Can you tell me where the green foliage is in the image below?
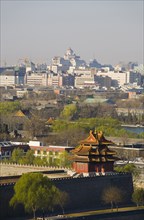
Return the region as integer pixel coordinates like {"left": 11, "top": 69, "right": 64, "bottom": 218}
{"left": 33, "top": 156, "right": 49, "bottom": 166}
{"left": 52, "top": 120, "right": 69, "bottom": 132}
{"left": 52, "top": 117, "right": 138, "bottom": 139}
{"left": 7, "top": 148, "right": 72, "bottom": 168}
{"left": 22, "top": 150, "right": 35, "bottom": 165}
{"left": 52, "top": 117, "right": 143, "bottom": 139}
{"left": 132, "top": 188, "right": 144, "bottom": 206}
{"left": 115, "top": 163, "right": 139, "bottom": 179}
{"left": 60, "top": 104, "right": 77, "bottom": 120}
{"left": 10, "top": 148, "right": 25, "bottom": 164}
{"left": 0, "top": 101, "right": 21, "bottom": 114}
{"left": 10, "top": 173, "right": 63, "bottom": 219}
{"left": 58, "top": 151, "right": 72, "bottom": 167}
{"left": 52, "top": 117, "right": 120, "bottom": 133}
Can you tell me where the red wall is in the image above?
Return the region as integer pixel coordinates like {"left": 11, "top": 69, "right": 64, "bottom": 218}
{"left": 73, "top": 162, "right": 114, "bottom": 173}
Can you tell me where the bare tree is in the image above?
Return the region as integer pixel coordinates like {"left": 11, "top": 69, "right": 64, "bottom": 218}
{"left": 102, "top": 186, "right": 124, "bottom": 211}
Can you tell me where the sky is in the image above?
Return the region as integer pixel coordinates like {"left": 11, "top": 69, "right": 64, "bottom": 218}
{"left": 1, "top": 0, "right": 143, "bottom": 66}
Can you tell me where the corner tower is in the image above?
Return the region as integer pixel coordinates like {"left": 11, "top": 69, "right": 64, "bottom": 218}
{"left": 71, "top": 130, "right": 118, "bottom": 173}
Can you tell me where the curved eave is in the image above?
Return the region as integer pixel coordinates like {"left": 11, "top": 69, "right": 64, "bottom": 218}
{"left": 80, "top": 141, "right": 99, "bottom": 145}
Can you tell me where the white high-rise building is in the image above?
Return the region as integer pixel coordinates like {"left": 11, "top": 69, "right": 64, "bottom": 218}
{"left": 97, "top": 69, "right": 128, "bottom": 86}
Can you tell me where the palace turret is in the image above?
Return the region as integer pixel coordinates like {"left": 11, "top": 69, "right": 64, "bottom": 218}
{"left": 71, "top": 130, "right": 118, "bottom": 173}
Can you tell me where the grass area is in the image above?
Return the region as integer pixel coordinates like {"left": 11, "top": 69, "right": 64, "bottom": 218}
{"left": 66, "top": 206, "right": 144, "bottom": 217}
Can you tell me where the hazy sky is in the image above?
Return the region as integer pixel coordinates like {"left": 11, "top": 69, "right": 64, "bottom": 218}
{"left": 1, "top": 0, "right": 143, "bottom": 66}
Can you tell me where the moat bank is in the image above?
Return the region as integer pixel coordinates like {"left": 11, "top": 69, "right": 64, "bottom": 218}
{"left": 5, "top": 209, "right": 144, "bottom": 220}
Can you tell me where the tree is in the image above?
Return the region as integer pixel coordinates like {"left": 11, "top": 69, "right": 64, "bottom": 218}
{"left": 24, "top": 114, "right": 46, "bottom": 139}
{"left": 33, "top": 156, "right": 49, "bottom": 166}
{"left": 57, "top": 191, "right": 69, "bottom": 215}
{"left": 114, "top": 163, "right": 139, "bottom": 182}
{"left": 10, "top": 148, "right": 25, "bottom": 164}
{"left": 60, "top": 104, "right": 77, "bottom": 120}
{"left": 132, "top": 188, "right": 144, "bottom": 207}
{"left": 0, "top": 101, "right": 21, "bottom": 114}
{"left": 58, "top": 151, "right": 72, "bottom": 168}
{"left": 10, "top": 173, "right": 62, "bottom": 219}
{"left": 102, "top": 186, "right": 124, "bottom": 211}
{"left": 22, "top": 150, "right": 35, "bottom": 165}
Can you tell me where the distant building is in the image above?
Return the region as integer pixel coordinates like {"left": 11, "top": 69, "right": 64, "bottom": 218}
{"left": 127, "top": 71, "right": 142, "bottom": 85}
{"left": 128, "top": 91, "right": 137, "bottom": 99}
{"left": 75, "top": 75, "right": 95, "bottom": 88}
{"left": 62, "top": 74, "right": 75, "bottom": 87}
{"left": 30, "top": 144, "right": 74, "bottom": 165}
{"left": 49, "top": 48, "right": 87, "bottom": 74}
{"left": 94, "top": 75, "right": 111, "bottom": 89}
{"left": 96, "top": 68, "right": 142, "bottom": 87}
{"left": 109, "top": 144, "right": 144, "bottom": 160}
{"left": 26, "top": 72, "right": 49, "bottom": 86}
{"left": 48, "top": 73, "right": 63, "bottom": 87}
{"left": 51, "top": 56, "right": 71, "bottom": 73}
{"left": 16, "top": 90, "right": 28, "bottom": 98}
{"left": 0, "top": 141, "right": 29, "bottom": 160}
{"left": 36, "top": 63, "right": 47, "bottom": 72}
{"left": 0, "top": 67, "right": 26, "bottom": 86}
{"left": 25, "top": 60, "right": 36, "bottom": 73}
{"left": 97, "top": 69, "right": 128, "bottom": 87}
{"left": 89, "top": 59, "right": 102, "bottom": 68}
{"left": 134, "top": 64, "right": 144, "bottom": 75}
{"left": 116, "top": 107, "right": 144, "bottom": 116}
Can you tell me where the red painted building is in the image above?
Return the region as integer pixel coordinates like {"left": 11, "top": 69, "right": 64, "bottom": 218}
{"left": 71, "top": 130, "right": 118, "bottom": 173}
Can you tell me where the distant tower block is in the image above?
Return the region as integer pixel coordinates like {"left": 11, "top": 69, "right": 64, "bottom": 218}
{"left": 71, "top": 130, "right": 118, "bottom": 173}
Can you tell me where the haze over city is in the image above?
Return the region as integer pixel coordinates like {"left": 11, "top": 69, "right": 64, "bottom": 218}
{"left": 1, "top": 0, "right": 143, "bottom": 66}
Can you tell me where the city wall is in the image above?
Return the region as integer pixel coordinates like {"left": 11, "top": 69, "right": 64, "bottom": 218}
{"left": 0, "top": 172, "right": 133, "bottom": 219}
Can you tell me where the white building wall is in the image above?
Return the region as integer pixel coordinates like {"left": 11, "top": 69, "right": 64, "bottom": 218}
{"left": 0, "top": 75, "right": 15, "bottom": 85}
{"left": 97, "top": 71, "right": 127, "bottom": 86}
{"left": 48, "top": 74, "right": 62, "bottom": 87}
{"left": 26, "top": 73, "right": 48, "bottom": 86}
{"left": 75, "top": 75, "right": 95, "bottom": 88}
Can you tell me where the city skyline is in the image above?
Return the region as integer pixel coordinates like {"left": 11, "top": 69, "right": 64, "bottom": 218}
{"left": 1, "top": 0, "right": 143, "bottom": 66}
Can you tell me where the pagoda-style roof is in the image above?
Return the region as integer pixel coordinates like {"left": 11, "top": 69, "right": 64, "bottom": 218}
{"left": 71, "top": 130, "right": 118, "bottom": 163}
{"left": 79, "top": 130, "right": 114, "bottom": 145}
{"left": 45, "top": 117, "right": 55, "bottom": 124}
{"left": 14, "top": 110, "right": 27, "bottom": 117}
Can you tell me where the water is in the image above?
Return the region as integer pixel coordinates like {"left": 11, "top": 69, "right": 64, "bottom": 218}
{"left": 122, "top": 126, "right": 144, "bottom": 134}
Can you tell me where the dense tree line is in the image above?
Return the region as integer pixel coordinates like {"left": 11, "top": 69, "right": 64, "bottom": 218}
{"left": 4, "top": 148, "right": 72, "bottom": 168}
{"left": 0, "top": 98, "right": 144, "bottom": 142}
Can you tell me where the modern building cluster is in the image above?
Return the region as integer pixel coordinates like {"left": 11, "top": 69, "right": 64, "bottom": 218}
{"left": 0, "top": 48, "right": 143, "bottom": 91}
